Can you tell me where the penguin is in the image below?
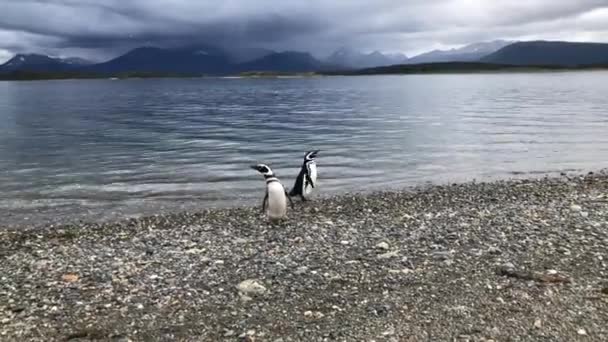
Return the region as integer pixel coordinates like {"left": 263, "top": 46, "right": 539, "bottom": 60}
{"left": 289, "top": 150, "right": 320, "bottom": 201}
{"left": 251, "top": 163, "right": 294, "bottom": 221}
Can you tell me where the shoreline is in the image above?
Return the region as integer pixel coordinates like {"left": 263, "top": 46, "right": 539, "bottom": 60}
{"left": 1, "top": 172, "right": 608, "bottom": 341}
{"left": 0, "top": 169, "right": 597, "bottom": 232}
{"left": 2, "top": 64, "right": 608, "bottom": 82}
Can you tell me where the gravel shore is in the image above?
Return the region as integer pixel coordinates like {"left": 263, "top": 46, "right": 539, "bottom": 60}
{"left": 1, "top": 173, "right": 607, "bottom": 341}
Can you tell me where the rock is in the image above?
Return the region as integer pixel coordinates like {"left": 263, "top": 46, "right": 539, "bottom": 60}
{"left": 382, "top": 327, "right": 395, "bottom": 336}
{"left": 580, "top": 211, "right": 589, "bottom": 218}
{"left": 304, "top": 311, "right": 324, "bottom": 319}
{"left": 487, "top": 246, "right": 502, "bottom": 255}
{"left": 501, "top": 262, "right": 516, "bottom": 271}
{"left": 376, "top": 242, "right": 390, "bottom": 250}
{"left": 239, "top": 294, "right": 253, "bottom": 303}
{"left": 340, "top": 240, "right": 350, "bottom": 245}
{"left": 432, "top": 251, "right": 452, "bottom": 260}
{"left": 577, "top": 329, "right": 587, "bottom": 336}
{"left": 224, "top": 330, "right": 236, "bottom": 337}
{"left": 294, "top": 266, "right": 308, "bottom": 275}
{"left": 237, "top": 279, "right": 267, "bottom": 296}
{"left": 534, "top": 319, "right": 542, "bottom": 329}
{"left": 61, "top": 273, "right": 79, "bottom": 283}
{"left": 570, "top": 204, "right": 582, "bottom": 212}
{"left": 377, "top": 251, "right": 399, "bottom": 260}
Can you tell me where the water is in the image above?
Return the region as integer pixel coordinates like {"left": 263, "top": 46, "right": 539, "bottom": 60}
{"left": 1, "top": 72, "right": 607, "bottom": 226}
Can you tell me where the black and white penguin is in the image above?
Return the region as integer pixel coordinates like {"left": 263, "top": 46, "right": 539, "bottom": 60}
{"left": 289, "top": 150, "right": 320, "bottom": 201}
{"left": 251, "top": 163, "right": 294, "bottom": 221}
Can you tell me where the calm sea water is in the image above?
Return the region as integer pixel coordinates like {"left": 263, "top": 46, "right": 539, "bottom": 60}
{"left": 1, "top": 72, "right": 607, "bottom": 226}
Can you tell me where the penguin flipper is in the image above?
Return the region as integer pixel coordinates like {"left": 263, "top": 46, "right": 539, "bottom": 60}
{"left": 285, "top": 189, "right": 295, "bottom": 210}
{"left": 305, "top": 174, "right": 315, "bottom": 188}
{"left": 261, "top": 192, "right": 268, "bottom": 213}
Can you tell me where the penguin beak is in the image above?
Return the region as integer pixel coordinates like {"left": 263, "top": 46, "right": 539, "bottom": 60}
{"left": 250, "top": 165, "right": 259, "bottom": 171}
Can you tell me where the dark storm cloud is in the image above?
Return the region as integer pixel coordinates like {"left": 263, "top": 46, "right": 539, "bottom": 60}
{"left": 1, "top": 0, "right": 608, "bottom": 62}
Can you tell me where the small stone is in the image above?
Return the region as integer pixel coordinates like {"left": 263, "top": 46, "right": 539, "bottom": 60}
{"left": 381, "top": 327, "right": 395, "bottom": 336}
{"left": 62, "top": 273, "right": 79, "bottom": 283}
{"left": 239, "top": 294, "right": 253, "bottom": 303}
{"left": 501, "top": 262, "right": 516, "bottom": 270}
{"left": 304, "top": 311, "right": 324, "bottom": 319}
{"left": 234, "top": 238, "right": 248, "bottom": 244}
{"left": 377, "top": 251, "right": 399, "bottom": 260}
{"left": 224, "top": 330, "right": 236, "bottom": 337}
{"left": 237, "top": 279, "right": 267, "bottom": 295}
{"left": 534, "top": 319, "right": 542, "bottom": 329}
{"left": 135, "top": 303, "right": 144, "bottom": 310}
{"left": 487, "top": 246, "right": 502, "bottom": 255}
{"left": 340, "top": 240, "right": 350, "bottom": 245}
{"left": 432, "top": 251, "right": 451, "bottom": 260}
{"left": 577, "top": 328, "right": 587, "bottom": 336}
{"left": 376, "top": 242, "right": 390, "bottom": 250}
{"left": 214, "top": 260, "right": 225, "bottom": 265}
{"left": 580, "top": 211, "right": 589, "bottom": 218}
{"left": 570, "top": 204, "right": 582, "bottom": 212}
{"left": 294, "top": 266, "right": 308, "bottom": 275}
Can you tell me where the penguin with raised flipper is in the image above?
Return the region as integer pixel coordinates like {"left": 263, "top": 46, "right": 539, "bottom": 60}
{"left": 289, "top": 150, "right": 319, "bottom": 201}
{"left": 251, "top": 163, "right": 294, "bottom": 221}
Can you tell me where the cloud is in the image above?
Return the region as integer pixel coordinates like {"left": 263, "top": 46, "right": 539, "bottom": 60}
{"left": 1, "top": 0, "right": 608, "bottom": 62}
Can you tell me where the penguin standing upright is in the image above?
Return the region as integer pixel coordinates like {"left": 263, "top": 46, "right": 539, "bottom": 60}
{"left": 289, "top": 150, "right": 320, "bottom": 201}
{"left": 251, "top": 163, "right": 294, "bottom": 221}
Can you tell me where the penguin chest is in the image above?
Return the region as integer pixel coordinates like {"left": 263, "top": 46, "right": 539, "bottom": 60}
{"left": 303, "top": 163, "right": 317, "bottom": 196}
{"left": 266, "top": 182, "right": 287, "bottom": 218}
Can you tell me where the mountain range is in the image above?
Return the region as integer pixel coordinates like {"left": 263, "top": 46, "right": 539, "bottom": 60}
{"left": 405, "top": 40, "right": 513, "bottom": 64}
{"left": 2, "top": 40, "right": 608, "bottom": 75}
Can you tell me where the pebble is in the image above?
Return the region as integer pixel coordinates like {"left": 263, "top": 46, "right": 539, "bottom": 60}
{"left": 487, "top": 246, "right": 502, "bottom": 255}
{"left": 377, "top": 251, "right": 399, "bottom": 260}
{"left": 237, "top": 279, "right": 267, "bottom": 296}
{"left": 570, "top": 204, "right": 582, "bottom": 212}
{"left": 2, "top": 172, "right": 608, "bottom": 341}
{"left": 375, "top": 242, "right": 390, "bottom": 250}
{"left": 577, "top": 328, "right": 587, "bottom": 336}
{"left": 294, "top": 266, "right": 308, "bottom": 275}
{"left": 501, "top": 262, "right": 516, "bottom": 270}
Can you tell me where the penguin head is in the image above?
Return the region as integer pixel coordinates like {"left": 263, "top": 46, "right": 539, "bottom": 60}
{"left": 250, "top": 163, "right": 274, "bottom": 177}
{"left": 305, "top": 150, "right": 320, "bottom": 161}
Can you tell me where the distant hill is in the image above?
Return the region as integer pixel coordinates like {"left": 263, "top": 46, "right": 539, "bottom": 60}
{"left": 481, "top": 41, "right": 608, "bottom": 66}
{"left": 225, "top": 47, "right": 275, "bottom": 64}
{"left": 0, "top": 54, "right": 90, "bottom": 73}
{"left": 407, "top": 40, "right": 513, "bottom": 64}
{"left": 5, "top": 40, "right": 608, "bottom": 78}
{"left": 87, "top": 46, "right": 232, "bottom": 74}
{"left": 321, "top": 62, "right": 601, "bottom": 76}
{"left": 237, "top": 51, "right": 328, "bottom": 72}
{"left": 325, "top": 47, "right": 407, "bottom": 69}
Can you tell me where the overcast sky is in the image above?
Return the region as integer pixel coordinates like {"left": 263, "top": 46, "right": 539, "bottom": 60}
{"left": 1, "top": 0, "right": 608, "bottom": 63}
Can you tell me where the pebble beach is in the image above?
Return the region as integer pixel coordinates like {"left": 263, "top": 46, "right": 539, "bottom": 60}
{"left": 1, "top": 172, "right": 608, "bottom": 341}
